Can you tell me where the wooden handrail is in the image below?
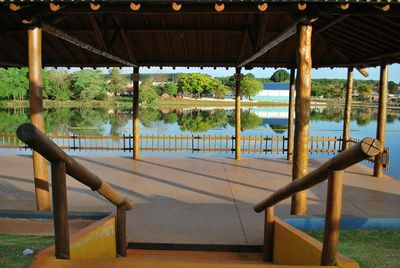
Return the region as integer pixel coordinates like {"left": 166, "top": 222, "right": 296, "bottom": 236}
{"left": 254, "top": 137, "right": 382, "bottom": 265}
{"left": 254, "top": 137, "right": 381, "bottom": 213}
{"left": 17, "top": 123, "right": 132, "bottom": 210}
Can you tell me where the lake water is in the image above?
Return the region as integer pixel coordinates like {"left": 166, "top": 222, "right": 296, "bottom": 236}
{"left": 1, "top": 105, "right": 399, "bottom": 179}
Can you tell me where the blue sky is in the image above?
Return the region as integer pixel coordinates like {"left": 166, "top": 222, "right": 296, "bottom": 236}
{"left": 116, "top": 63, "right": 399, "bottom": 83}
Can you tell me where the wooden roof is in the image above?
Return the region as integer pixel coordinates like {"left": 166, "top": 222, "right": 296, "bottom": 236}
{"left": 0, "top": 1, "right": 399, "bottom": 69}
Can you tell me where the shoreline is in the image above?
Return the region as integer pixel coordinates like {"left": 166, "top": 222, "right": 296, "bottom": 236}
{"left": 1, "top": 98, "right": 399, "bottom": 109}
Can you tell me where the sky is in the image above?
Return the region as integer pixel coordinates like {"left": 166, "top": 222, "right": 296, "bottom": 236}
{"left": 114, "top": 63, "right": 400, "bottom": 83}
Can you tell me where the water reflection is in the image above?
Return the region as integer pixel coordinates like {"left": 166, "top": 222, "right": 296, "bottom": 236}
{"left": 1, "top": 106, "right": 399, "bottom": 178}
{"left": 0, "top": 106, "right": 398, "bottom": 136}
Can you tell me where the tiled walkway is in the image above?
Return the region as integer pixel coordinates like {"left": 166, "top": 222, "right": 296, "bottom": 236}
{"left": 1, "top": 155, "right": 399, "bottom": 245}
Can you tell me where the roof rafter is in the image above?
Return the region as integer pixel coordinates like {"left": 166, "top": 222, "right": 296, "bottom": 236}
{"left": 89, "top": 14, "right": 107, "bottom": 51}
{"left": 238, "top": 14, "right": 317, "bottom": 68}
{"left": 112, "top": 14, "right": 137, "bottom": 65}
{"left": 41, "top": 21, "right": 136, "bottom": 67}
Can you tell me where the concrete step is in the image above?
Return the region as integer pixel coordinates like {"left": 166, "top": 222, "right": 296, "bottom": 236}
{"left": 31, "top": 249, "right": 337, "bottom": 268}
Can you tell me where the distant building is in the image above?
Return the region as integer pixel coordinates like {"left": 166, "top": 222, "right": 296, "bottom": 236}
{"left": 252, "top": 83, "right": 291, "bottom": 102}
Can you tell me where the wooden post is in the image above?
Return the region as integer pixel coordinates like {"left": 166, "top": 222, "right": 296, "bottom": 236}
{"left": 287, "top": 68, "right": 295, "bottom": 161}
{"left": 51, "top": 162, "right": 70, "bottom": 259}
{"left": 342, "top": 67, "right": 354, "bottom": 151}
{"left": 263, "top": 206, "right": 275, "bottom": 262}
{"left": 321, "top": 170, "right": 344, "bottom": 266}
{"left": 373, "top": 64, "right": 388, "bottom": 177}
{"left": 235, "top": 67, "right": 241, "bottom": 160}
{"left": 28, "top": 23, "right": 51, "bottom": 211}
{"left": 291, "top": 23, "right": 312, "bottom": 215}
{"left": 132, "top": 67, "right": 140, "bottom": 160}
{"left": 116, "top": 204, "right": 127, "bottom": 257}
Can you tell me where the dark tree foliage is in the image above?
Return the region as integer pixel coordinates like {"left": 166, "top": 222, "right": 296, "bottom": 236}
{"left": 270, "top": 69, "right": 290, "bottom": 82}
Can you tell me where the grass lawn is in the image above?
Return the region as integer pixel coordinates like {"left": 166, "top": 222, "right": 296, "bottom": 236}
{"left": 0, "top": 234, "right": 53, "bottom": 268}
{"left": 308, "top": 230, "right": 400, "bottom": 268}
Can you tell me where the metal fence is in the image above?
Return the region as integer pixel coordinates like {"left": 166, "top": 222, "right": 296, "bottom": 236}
{"left": 0, "top": 133, "right": 389, "bottom": 169}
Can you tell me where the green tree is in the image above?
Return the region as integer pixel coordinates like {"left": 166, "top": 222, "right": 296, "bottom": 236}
{"left": 106, "top": 68, "right": 128, "bottom": 97}
{"left": 241, "top": 75, "right": 263, "bottom": 100}
{"left": 177, "top": 73, "right": 215, "bottom": 97}
{"left": 179, "top": 110, "right": 228, "bottom": 132}
{"left": 213, "top": 80, "right": 229, "bottom": 99}
{"left": 43, "top": 69, "right": 72, "bottom": 100}
{"left": 0, "top": 68, "right": 29, "bottom": 100}
{"left": 388, "top": 81, "right": 399, "bottom": 95}
{"left": 228, "top": 111, "right": 263, "bottom": 130}
{"left": 139, "top": 80, "right": 158, "bottom": 104}
{"left": 357, "top": 83, "right": 372, "bottom": 101}
{"left": 70, "top": 70, "right": 106, "bottom": 100}
{"left": 162, "top": 113, "right": 179, "bottom": 124}
{"left": 270, "top": 69, "right": 290, "bottom": 82}
{"left": 139, "top": 108, "right": 161, "bottom": 127}
{"left": 161, "top": 82, "right": 178, "bottom": 96}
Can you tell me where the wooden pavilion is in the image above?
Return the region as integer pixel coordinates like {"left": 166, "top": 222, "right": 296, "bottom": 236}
{"left": 0, "top": 0, "right": 397, "bottom": 217}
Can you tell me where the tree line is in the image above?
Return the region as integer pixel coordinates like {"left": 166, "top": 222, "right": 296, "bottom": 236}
{"left": 0, "top": 68, "right": 128, "bottom": 101}
{"left": 0, "top": 68, "right": 399, "bottom": 103}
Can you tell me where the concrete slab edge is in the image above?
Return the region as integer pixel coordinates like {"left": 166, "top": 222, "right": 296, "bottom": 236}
{"left": 0, "top": 210, "right": 111, "bottom": 220}
{"left": 284, "top": 217, "right": 400, "bottom": 231}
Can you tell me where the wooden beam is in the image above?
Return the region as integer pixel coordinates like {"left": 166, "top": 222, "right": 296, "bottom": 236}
{"left": 15, "top": 4, "right": 399, "bottom": 16}
{"left": 162, "top": 14, "right": 175, "bottom": 62}
{"left": 237, "top": 14, "right": 253, "bottom": 65}
{"left": 41, "top": 21, "right": 136, "bottom": 67}
{"left": 235, "top": 67, "right": 241, "bottom": 160}
{"left": 291, "top": 23, "right": 313, "bottom": 215}
{"left": 263, "top": 207, "right": 275, "bottom": 262}
{"left": 255, "top": 13, "right": 269, "bottom": 50}
{"left": 321, "top": 170, "right": 344, "bottom": 266}
{"left": 28, "top": 25, "right": 51, "bottom": 211}
{"left": 133, "top": 67, "right": 140, "bottom": 160}
{"left": 89, "top": 14, "right": 107, "bottom": 51}
{"left": 287, "top": 68, "right": 295, "bottom": 161}
{"left": 342, "top": 67, "right": 353, "bottom": 151}
{"left": 51, "top": 162, "right": 70, "bottom": 259}
{"left": 0, "top": 61, "right": 24, "bottom": 67}
{"left": 373, "top": 64, "right": 388, "bottom": 178}
{"left": 317, "top": 34, "right": 369, "bottom": 77}
{"left": 238, "top": 14, "right": 317, "bottom": 68}
{"left": 112, "top": 15, "right": 137, "bottom": 65}
{"left": 314, "top": 15, "right": 350, "bottom": 34}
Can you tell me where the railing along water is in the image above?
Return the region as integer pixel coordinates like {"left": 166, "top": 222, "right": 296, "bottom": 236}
{"left": 253, "top": 137, "right": 382, "bottom": 266}
{"left": 16, "top": 123, "right": 133, "bottom": 259}
{"left": 0, "top": 133, "right": 390, "bottom": 169}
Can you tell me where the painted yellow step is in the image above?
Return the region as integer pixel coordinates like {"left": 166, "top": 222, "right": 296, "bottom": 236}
{"left": 31, "top": 249, "right": 338, "bottom": 268}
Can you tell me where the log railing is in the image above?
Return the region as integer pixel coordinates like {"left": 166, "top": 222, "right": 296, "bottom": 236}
{"left": 16, "top": 123, "right": 133, "bottom": 259}
{"left": 254, "top": 137, "right": 382, "bottom": 266}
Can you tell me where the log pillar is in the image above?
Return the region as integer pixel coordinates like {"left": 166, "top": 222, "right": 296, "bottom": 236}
{"left": 132, "top": 67, "right": 140, "bottom": 160}
{"left": 235, "top": 67, "right": 241, "bottom": 160}
{"left": 287, "top": 68, "right": 295, "bottom": 161}
{"left": 291, "top": 23, "right": 313, "bottom": 215}
{"left": 342, "top": 67, "right": 354, "bottom": 151}
{"left": 321, "top": 170, "right": 344, "bottom": 266}
{"left": 28, "top": 22, "right": 51, "bottom": 211}
{"left": 373, "top": 64, "right": 388, "bottom": 177}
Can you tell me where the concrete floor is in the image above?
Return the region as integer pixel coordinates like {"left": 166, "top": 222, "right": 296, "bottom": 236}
{"left": 0, "top": 155, "right": 399, "bottom": 245}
